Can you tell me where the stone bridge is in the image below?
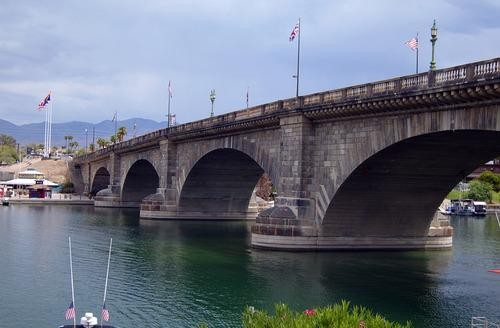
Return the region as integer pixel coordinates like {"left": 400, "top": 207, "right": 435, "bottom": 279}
{"left": 73, "top": 57, "right": 500, "bottom": 250}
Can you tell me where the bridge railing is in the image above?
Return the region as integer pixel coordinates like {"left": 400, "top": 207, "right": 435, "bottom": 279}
{"left": 76, "top": 57, "right": 500, "bottom": 162}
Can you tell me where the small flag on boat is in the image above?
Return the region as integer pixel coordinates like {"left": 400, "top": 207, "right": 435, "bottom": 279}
{"left": 37, "top": 92, "right": 51, "bottom": 110}
{"left": 101, "top": 302, "right": 110, "bottom": 321}
{"left": 65, "top": 301, "right": 75, "bottom": 320}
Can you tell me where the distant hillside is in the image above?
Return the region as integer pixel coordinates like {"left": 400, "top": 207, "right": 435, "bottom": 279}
{"left": 0, "top": 118, "right": 166, "bottom": 146}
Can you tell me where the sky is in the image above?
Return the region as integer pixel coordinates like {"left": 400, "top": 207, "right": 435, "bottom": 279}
{"left": 0, "top": 0, "right": 499, "bottom": 125}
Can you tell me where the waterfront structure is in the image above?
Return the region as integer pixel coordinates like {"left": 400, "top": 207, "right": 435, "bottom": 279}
{"left": 0, "top": 168, "right": 58, "bottom": 198}
{"left": 73, "top": 57, "right": 500, "bottom": 250}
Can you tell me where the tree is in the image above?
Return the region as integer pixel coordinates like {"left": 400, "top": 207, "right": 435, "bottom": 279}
{"left": 256, "top": 174, "right": 274, "bottom": 201}
{"left": 110, "top": 134, "right": 117, "bottom": 144}
{"left": 96, "top": 137, "right": 109, "bottom": 149}
{"left": 0, "top": 134, "right": 16, "bottom": 147}
{"left": 0, "top": 145, "right": 18, "bottom": 164}
{"left": 478, "top": 171, "right": 500, "bottom": 192}
{"left": 467, "top": 180, "right": 492, "bottom": 202}
{"left": 116, "top": 126, "right": 127, "bottom": 142}
{"left": 69, "top": 141, "right": 79, "bottom": 153}
{"left": 64, "top": 136, "right": 73, "bottom": 154}
{"left": 89, "top": 143, "right": 95, "bottom": 152}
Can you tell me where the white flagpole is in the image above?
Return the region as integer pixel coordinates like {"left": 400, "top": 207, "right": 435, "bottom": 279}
{"left": 296, "top": 17, "right": 301, "bottom": 97}
{"left": 101, "top": 238, "right": 112, "bottom": 326}
{"left": 48, "top": 96, "right": 53, "bottom": 156}
{"left": 68, "top": 237, "right": 76, "bottom": 328}
{"left": 44, "top": 105, "right": 48, "bottom": 157}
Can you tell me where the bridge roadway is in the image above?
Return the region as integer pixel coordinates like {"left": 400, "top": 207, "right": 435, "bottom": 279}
{"left": 73, "top": 57, "right": 500, "bottom": 250}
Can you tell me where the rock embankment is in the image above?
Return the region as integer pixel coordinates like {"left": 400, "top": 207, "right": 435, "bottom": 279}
{"left": 0, "top": 157, "right": 70, "bottom": 183}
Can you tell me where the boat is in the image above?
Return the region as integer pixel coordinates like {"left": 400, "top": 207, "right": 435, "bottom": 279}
{"left": 443, "top": 199, "right": 487, "bottom": 216}
{"left": 59, "top": 237, "right": 116, "bottom": 328}
{"left": 2, "top": 197, "right": 9, "bottom": 206}
{"left": 472, "top": 201, "right": 487, "bottom": 216}
{"left": 59, "top": 312, "right": 115, "bottom": 328}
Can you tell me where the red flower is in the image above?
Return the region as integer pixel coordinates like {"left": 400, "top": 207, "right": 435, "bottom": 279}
{"left": 304, "top": 309, "right": 316, "bottom": 316}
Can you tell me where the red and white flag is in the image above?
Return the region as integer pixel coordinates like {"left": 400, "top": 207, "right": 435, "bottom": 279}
{"left": 289, "top": 22, "right": 300, "bottom": 42}
{"left": 168, "top": 80, "right": 173, "bottom": 98}
{"left": 405, "top": 37, "right": 418, "bottom": 51}
{"left": 65, "top": 301, "right": 75, "bottom": 320}
{"left": 37, "top": 91, "right": 51, "bottom": 110}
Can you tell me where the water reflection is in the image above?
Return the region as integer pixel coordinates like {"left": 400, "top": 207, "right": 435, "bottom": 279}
{"left": 0, "top": 205, "right": 498, "bottom": 328}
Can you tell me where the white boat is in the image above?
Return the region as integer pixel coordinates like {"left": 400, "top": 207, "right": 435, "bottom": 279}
{"left": 59, "top": 238, "right": 115, "bottom": 328}
{"left": 443, "top": 199, "right": 487, "bottom": 216}
{"left": 59, "top": 312, "right": 115, "bottom": 328}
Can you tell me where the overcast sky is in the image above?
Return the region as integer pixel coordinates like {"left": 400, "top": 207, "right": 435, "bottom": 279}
{"left": 1, "top": 0, "right": 499, "bottom": 125}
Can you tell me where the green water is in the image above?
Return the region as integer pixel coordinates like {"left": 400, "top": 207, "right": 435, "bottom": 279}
{"left": 0, "top": 205, "right": 498, "bottom": 327}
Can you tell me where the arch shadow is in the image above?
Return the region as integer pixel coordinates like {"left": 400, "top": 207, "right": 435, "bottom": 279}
{"left": 91, "top": 167, "right": 110, "bottom": 195}
{"left": 322, "top": 130, "right": 500, "bottom": 237}
{"left": 178, "top": 148, "right": 265, "bottom": 219}
{"left": 122, "top": 159, "right": 159, "bottom": 207}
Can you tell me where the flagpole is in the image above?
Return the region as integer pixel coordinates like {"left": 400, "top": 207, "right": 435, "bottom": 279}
{"left": 295, "top": 18, "right": 301, "bottom": 97}
{"left": 416, "top": 33, "right": 419, "bottom": 74}
{"left": 44, "top": 105, "right": 48, "bottom": 157}
{"left": 167, "top": 92, "right": 171, "bottom": 128}
{"left": 114, "top": 111, "right": 117, "bottom": 142}
{"left": 101, "top": 238, "right": 113, "bottom": 327}
{"left": 49, "top": 96, "right": 53, "bottom": 157}
{"left": 69, "top": 237, "right": 76, "bottom": 328}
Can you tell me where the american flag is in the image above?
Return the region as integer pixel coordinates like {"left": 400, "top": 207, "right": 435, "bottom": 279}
{"left": 101, "top": 303, "right": 110, "bottom": 322}
{"left": 37, "top": 92, "right": 51, "bottom": 110}
{"left": 289, "top": 22, "right": 300, "bottom": 42}
{"left": 65, "top": 301, "right": 75, "bottom": 320}
{"left": 405, "top": 37, "right": 418, "bottom": 51}
{"left": 168, "top": 80, "right": 173, "bottom": 98}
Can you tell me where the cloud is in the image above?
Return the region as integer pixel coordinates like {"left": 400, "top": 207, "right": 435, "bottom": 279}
{"left": 0, "top": 0, "right": 499, "bottom": 125}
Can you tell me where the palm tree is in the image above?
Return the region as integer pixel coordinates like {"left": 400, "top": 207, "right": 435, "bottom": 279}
{"left": 64, "top": 135, "right": 73, "bottom": 154}
{"left": 69, "top": 141, "right": 79, "bottom": 153}
{"left": 89, "top": 143, "right": 95, "bottom": 152}
{"left": 96, "top": 137, "right": 108, "bottom": 149}
{"left": 116, "top": 126, "right": 127, "bottom": 142}
{"left": 110, "top": 134, "right": 117, "bottom": 144}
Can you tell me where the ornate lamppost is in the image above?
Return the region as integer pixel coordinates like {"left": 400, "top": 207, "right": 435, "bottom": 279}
{"left": 430, "top": 20, "right": 438, "bottom": 71}
{"left": 209, "top": 89, "right": 216, "bottom": 117}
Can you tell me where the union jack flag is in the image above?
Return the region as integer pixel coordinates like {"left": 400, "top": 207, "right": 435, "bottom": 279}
{"left": 289, "top": 22, "right": 300, "bottom": 42}
{"left": 101, "top": 303, "right": 110, "bottom": 322}
{"left": 37, "top": 92, "right": 51, "bottom": 110}
{"left": 65, "top": 301, "right": 75, "bottom": 320}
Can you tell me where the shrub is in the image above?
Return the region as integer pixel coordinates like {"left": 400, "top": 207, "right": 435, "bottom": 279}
{"left": 242, "top": 301, "right": 412, "bottom": 328}
{"left": 478, "top": 171, "right": 500, "bottom": 192}
{"left": 60, "top": 181, "right": 75, "bottom": 194}
{"left": 467, "top": 180, "right": 492, "bottom": 202}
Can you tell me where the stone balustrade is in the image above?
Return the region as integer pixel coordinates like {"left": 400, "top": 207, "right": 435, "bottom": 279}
{"left": 76, "top": 57, "right": 500, "bottom": 163}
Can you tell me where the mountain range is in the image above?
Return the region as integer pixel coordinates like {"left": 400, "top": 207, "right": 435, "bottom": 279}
{"left": 0, "top": 118, "right": 167, "bottom": 146}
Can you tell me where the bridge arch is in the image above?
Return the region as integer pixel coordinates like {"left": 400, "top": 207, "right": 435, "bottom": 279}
{"left": 121, "top": 159, "right": 159, "bottom": 207}
{"left": 177, "top": 148, "right": 267, "bottom": 219}
{"left": 91, "top": 167, "right": 110, "bottom": 195}
{"left": 176, "top": 135, "right": 278, "bottom": 197}
{"left": 321, "top": 129, "right": 500, "bottom": 237}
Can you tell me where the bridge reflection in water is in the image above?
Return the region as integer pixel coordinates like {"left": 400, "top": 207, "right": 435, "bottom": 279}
{"left": 74, "top": 57, "right": 500, "bottom": 250}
